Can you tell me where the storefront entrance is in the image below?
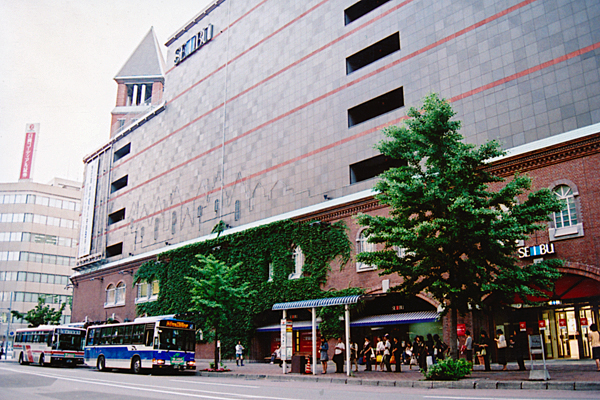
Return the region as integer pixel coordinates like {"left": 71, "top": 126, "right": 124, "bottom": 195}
{"left": 539, "top": 306, "right": 596, "bottom": 359}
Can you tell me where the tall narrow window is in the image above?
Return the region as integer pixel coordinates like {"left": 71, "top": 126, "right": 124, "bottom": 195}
{"left": 105, "top": 284, "right": 116, "bottom": 306}
{"left": 356, "top": 229, "right": 376, "bottom": 272}
{"left": 115, "top": 282, "right": 126, "bottom": 305}
{"left": 289, "top": 246, "right": 304, "bottom": 280}
{"left": 553, "top": 185, "right": 577, "bottom": 228}
{"left": 549, "top": 183, "right": 584, "bottom": 241}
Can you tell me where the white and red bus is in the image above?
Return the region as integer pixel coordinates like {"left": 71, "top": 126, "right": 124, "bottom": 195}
{"left": 13, "top": 325, "right": 86, "bottom": 366}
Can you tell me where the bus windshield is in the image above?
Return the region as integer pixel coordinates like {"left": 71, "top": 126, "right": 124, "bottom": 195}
{"left": 56, "top": 330, "right": 85, "bottom": 351}
{"left": 157, "top": 328, "right": 195, "bottom": 352}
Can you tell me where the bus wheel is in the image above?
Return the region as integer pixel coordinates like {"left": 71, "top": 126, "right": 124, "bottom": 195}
{"left": 39, "top": 354, "right": 46, "bottom": 367}
{"left": 131, "top": 356, "right": 142, "bottom": 374}
{"left": 97, "top": 355, "right": 107, "bottom": 372}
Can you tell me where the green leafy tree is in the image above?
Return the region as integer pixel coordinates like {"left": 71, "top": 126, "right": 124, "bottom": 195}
{"left": 357, "top": 93, "right": 563, "bottom": 358}
{"left": 186, "top": 254, "right": 255, "bottom": 368}
{"left": 11, "top": 297, "right": 67, "bottom": 327}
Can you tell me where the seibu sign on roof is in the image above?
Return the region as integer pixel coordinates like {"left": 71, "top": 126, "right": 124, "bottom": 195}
{"left": 20, "top": 123, "right": 39, "bottom": 180}
{"left": 174, "top": 24, "right": 213, "bottom": 66}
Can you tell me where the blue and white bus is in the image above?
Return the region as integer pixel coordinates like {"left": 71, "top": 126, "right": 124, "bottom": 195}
{"left": 84, "top": 315, "right": 196, "bottom": 373}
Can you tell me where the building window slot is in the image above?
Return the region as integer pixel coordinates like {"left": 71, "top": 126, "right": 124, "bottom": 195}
{"left": 350, "top": 154, "right": 405, "bottom": 184}
{"left": 348, "top": 87, "right": 404, "bottom": 127}
{"left": 344, "top": 0, "right": 392, "bottom": 25}
{"left": 346, "top": 32, "right": 400, "bottom": 74}
{"left": 106, "top": 242, "right": 123, "bottom": 258}
{"left": 108, "top": 208, "right": 126, "bottom": 225}
{"left": 113, "top": 143, "right": 131, "bottom": 162}
{"left": 110, "top": 175, "right": 128, "bottom": 193}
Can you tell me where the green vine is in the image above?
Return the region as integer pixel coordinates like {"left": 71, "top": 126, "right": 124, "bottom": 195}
{"left": 134, "top": 219, "right": 359, "bottom": 357}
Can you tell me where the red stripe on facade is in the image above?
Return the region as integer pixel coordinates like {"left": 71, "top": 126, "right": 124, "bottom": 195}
{"left": 104, "top": 41, "right": 600, "bottom": 235}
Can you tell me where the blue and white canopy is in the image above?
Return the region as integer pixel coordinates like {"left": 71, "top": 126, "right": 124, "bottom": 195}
{"left": 272, "top": 295, "right": 362, "bottom": 310}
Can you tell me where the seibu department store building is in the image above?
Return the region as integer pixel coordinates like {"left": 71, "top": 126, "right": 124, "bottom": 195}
{"left": 71, "top": 0, "right": 600, "bottom": 361}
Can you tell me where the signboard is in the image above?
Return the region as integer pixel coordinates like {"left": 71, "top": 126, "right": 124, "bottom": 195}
{"left": 517, "top": 243, "right": 555, "bottom": 258}
{"left": 529, "top": 334, "right": 543, "bottom": 355}
{"left": 280, "top": 319, "right": 293, "bottom": 361}
{"left": 20, "top": 123, "right": 39, "bottom": 180}
{"left": 558, "top": 319, "right": 567, "bottom": 330}
{"left": 580, "top": 317, "right": 588, "bottom": 327}
{"left": 161, "top": 320, "right": 192, "bottom": 329}
{"left": 78, "top": 157, "right": 99, "bottom": 258}
{"left": 519, "top": 321, "right": 527, "bottom": 331}
{"left": 538, "top": 320, "right": 546, "bottom": 330}
{"left": 457, "top": 323, "right": 466, "bottom": 336}
{"left": 174, "top": 24, "right": 213, "bottom": 65}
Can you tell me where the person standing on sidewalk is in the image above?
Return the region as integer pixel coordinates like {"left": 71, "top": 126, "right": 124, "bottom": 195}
{"left": 320, "top": 336, "right": 329, "bottom": 374}
{"left": 383, "top": 334, "right": 392, "bottom": 372}
{"left": 477, "top": 330, "right": 492, "bottom": 371}
{"left": 509, "top": 329, "right": 527, "bottom": 371}
{"left": 392, "top": 337, "right": 402, "bottom": 372}
{"left": 361, "top": 337, "right": 373, "bottom": 371}
{"left": 235, "top": 341, "right": 245, "bottom": 366}
{"left": 495, "top": 329, "right": 507, "bottom": 370}
{"left": 464, "top": 330, "right": 473, "bottom": 366}
{"left": 589, "top": 323, "right": 600, "bottom": 371}
{"left": 333, "top": 337, "right": 345, "bottom": 373}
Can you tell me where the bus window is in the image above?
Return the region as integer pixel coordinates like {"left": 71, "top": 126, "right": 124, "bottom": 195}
{"left": 145, "top": 329, "right": 153, "bottom": 347}
{"left": 132, "top": 324, "right": 144, "bottom": 344}
{"left": 122, "top": 325, "right": 133, "bottom": 344}
{"left": 158, "top": 328, "right": 195, "bottom": 351}
{"left": 100, "top": 326, "right": 113, "bottom": 345}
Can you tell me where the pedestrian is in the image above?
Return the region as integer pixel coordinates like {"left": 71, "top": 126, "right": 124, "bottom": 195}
{"left": 477, "top": 330, "right": 491, "bottom": 371}
{"left": 349, "top": 339, "right": 358, "bottom": 372}
{"left": 414, "top": 335, "right": 427, "bottom": 371}
{"left": 333, "top": 337, "right": 345, "bottom": 373}
{"left": 320, "top": 336, "right": 329, "bottom": 374}
{"left": 509, "top": 329, "right": 527, "bottom": 371}
{"left": 495, "top": 329, "right": 507, "bottom": 370}
{"left": 425, "top": 333, "right": 435, "bottom": 365}
{"left": 433, "top": 334, "right": 448, "bottom": 361}
{"left": 383, "top": 334, "right": 392, "bottom": 371}
{"left": 361, "top": 337, "right": 373, "bottom": 371}
{"left": 270, "top": 345, "right": 281, "bottom": 365}
{"left": 392, "top": 337, "right": 402, "bottom": 372}
{"left": 375, "top": 336, "right": 385, "bottom": 371}
{"left": 0, "top": 343, "right": 4, "bottom": 360}
{"left": 464, "top": 330, "right": 473, "bottom": 366}
{"left": 235, "top": 341, "right": 244, "bottom": 366}
{"left": 589, "top": 323, "right": 600, "bottom": 371}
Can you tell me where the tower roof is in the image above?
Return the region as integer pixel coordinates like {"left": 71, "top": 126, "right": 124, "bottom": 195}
{"left": 114, "top": 27, "right": 165, "bottom": 81}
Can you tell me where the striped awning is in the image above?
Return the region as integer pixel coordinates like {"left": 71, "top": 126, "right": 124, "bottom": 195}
{"left": 272, "top": 295, "right": 362, "bottom": 311}
{"left": 256, "top": 320, "right": 318, "bottom": 332}
{"left": 350, "top": 311, "right": 439, "bottom": 327}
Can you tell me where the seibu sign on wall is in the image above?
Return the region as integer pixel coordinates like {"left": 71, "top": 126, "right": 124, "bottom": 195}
{"left": 174, "top": 24, "right": 213, "bottom": 66}
{"left": 517, "top": 243, "right": 555, "bottom": 258}
{"left": 20, "top": 123, "right": 39, "bottom": 180}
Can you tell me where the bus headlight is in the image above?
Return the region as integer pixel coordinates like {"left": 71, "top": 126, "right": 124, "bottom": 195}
{"left": 152, "top": 359, "right": 165, "bottom": 365}
{"left": 187, "top": 360, "right": 195, "bottom": 367}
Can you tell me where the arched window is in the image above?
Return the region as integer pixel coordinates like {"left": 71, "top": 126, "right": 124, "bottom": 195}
{"left": 288, "top": 246, "right": 304, "bottom": 280}
{"left": 115, "top": 282, "right": 126, "bottom": 305}
{"left": 356, "top": 229, "right": 376, "bottom": 272}
{"left": 105, "top": 284, "right": 116, "bottom": 306}
{"left": 549, "top": 183, "right": 584, "bottom": 241}
{"left": 553, "top": 185, "right": 577, "bottom": 228}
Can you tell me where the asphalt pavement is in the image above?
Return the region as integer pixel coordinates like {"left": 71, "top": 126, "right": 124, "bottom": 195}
{"left": 196, "top": 357, "right": 600, "bottom": 391}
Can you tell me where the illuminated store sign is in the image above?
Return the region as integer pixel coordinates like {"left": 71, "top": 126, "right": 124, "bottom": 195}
{"left": 517, "top": 243, "right": 555, "bottom": 259}
{"left": 174, "top": 24, "right": 213, "bottom": 65}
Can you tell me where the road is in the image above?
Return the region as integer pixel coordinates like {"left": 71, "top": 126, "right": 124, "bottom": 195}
{"left": 0, "top": 363, "right": 597, "bottom": 400}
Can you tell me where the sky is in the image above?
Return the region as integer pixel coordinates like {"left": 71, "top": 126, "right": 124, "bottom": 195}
{"left": 0, "top": 0, "right": 213, "bottom": 185}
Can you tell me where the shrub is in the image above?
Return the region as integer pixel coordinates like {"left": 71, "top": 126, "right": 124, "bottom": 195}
{"left": 422, "top": 358, "right": 472, "bottom": 381}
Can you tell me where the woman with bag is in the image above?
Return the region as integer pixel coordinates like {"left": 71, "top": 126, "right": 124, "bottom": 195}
{"left": 478, "top": 330, "right": 492, "bottom": 371}
{"left": 495, "top": 329, "right": 507, "bottom": 370}
{"left": 375, "top": 336, "right": 385, "bottom": 371}
{"left": 320, "top": 336, "right": 329, "bottom": 374}
{"left": 361, "top": 337, "right": 373, "bottom": 371}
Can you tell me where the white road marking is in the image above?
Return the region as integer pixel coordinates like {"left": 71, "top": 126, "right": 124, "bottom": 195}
{"left": 0, "top": 366, "right": 304, "bottom": 400}
{"left": 172, "top": 379, "right": 260, "bottom": 389}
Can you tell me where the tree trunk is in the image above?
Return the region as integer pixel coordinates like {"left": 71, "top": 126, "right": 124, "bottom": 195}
{"left": 449, "top": 308, "right": 458, "bottom": 359}
{"left": 214, "top": 327, "right": 219, "bottom": 369}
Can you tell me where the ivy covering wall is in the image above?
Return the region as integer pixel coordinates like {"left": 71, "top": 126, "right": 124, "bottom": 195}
{"left": 134, "top": 219, "right": 362, "bottom": 357}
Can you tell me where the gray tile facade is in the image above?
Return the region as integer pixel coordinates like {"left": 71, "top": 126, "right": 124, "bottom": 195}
{"left": 81, "top": 0, "right": 600, "bottom": 265}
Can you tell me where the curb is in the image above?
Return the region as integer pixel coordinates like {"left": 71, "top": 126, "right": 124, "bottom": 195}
{"left": 196, "top": 371, "right": 600, "bottom": 391}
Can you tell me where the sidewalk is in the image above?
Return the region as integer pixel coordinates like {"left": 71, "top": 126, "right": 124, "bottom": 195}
{"left": 196, "top": 358, "right": 600, "bottom": 391}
